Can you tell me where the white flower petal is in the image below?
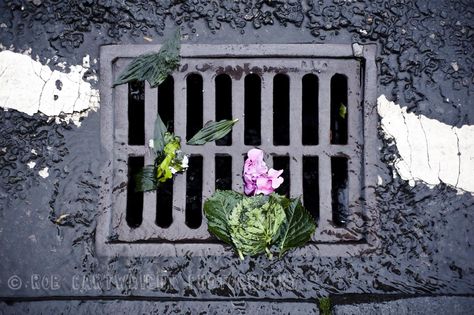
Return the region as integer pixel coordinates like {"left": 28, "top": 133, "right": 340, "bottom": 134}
{"left": 181, "top": 155, "right": 189, "bottom": 168}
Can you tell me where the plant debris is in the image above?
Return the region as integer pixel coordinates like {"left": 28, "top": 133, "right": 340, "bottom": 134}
{"left": 113, "top": 30, "right": 181, "bottom": 88}
{"left": 187, "top": 119, "right": 239, "bottom": 145}
{"left": 204, "top": 190, "right": 316, "bottom": 259}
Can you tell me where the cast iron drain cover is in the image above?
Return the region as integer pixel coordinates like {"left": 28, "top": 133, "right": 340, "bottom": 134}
{"left": 98, "top": 44, "right": 378, "bottom": 257}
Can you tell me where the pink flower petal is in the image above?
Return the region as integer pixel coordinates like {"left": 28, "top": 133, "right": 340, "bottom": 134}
{"left": 247, "top": 148, "right": 264, "bottom": 161}
{"left": 244, "top": 182, "right": 256, "bottom": 195}
{"left": 267, "top": 168, "right": 284, "bottom": 189}
{"left": 255, "top": 176, "right": 274, "bottom": 195}
{"left": 268, "top": 168, "right": 283, "bottom": 179}
{"left": 271, "top": 176, "right": 284, "bottom": 189}
{"left": 243, "top": 173, "right": 253, "bottom": 183}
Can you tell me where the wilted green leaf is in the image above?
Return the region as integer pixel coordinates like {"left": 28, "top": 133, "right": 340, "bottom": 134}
{"left": 204, "top": 190, "right": 244, "bottom": 246}
{"left": 113, "top": 30, "right": 181, "bottom": 88}
{"left": 135, "top": 165, "right": 157, "bottom": 192}
{"left": 278, "top": 197, "right": 317, "bottom": 257}
{"left": 187, "top": 119, "right": 238, "bottom": 145}
{"left": 339, "top": 103, "right": 347, "bottom": 119}
{"left": 153, "top": 114, "right": 167, "bottom": 154}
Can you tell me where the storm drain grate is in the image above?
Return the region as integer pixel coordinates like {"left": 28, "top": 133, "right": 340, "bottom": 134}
{"left": 98, "top": 44, "right": 379, "bottom": 256}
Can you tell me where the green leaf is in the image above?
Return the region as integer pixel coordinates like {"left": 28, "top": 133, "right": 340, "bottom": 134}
{"left": 204, "top": 190, "right": 244, "bottom": 246}
{"left": 204, "top": 192, "right": 316, "bottom": 260}
{"left": 113, "top": 30, "right": 181, "bottom": 88}
{"left": 319, "top": 297, "right": 332, "bottom": 315}
{"left": 187, "top": 119, "right": 239, "bottom": 145}
{"left": 228, "top": 194, "right": 286, "bottom": 259}
{"left": 135, "top": 165, "right": 157, "bottom": 192}
{"left": 153, "top": 114, "right": 167, "bottom": 154}
{"left": 339, "top": 103, "right": 347, "bottom": 119}
{"left": 278, "top": 197, "right": 317, "bottom": 257}
{"left": 267, "top": 194, "right": 290, "bottom": 243}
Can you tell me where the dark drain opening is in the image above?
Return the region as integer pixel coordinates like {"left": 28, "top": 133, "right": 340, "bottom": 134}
{"left": 244, "top": 74, "right": 261, "bottom": 145}
{"left": 185, "top": 155, "right": 203, "bottom": 229}
{"left": 215, "top": 74, "right": 232, "bottom": 146}
{"left": 331, "top": 156, "right": 349, "bottom": 226}
{"left": 156, "top": 180, "right": 173, "bottom": 228}
{"left": 215, "top": 155, "right": 232, "bottom": 190}
{"left": 126, "top": 156, "right": 144, "bottom": 228}
{"left": 273, "top": 74, "right": 290, "bottom": 146}
{"left": 158, "top": 75, "right": 174, "bottom": 132}
{"left": 273, "top": 155, "right": 290, "bottom": 197}
{"left": 186, "top": 73, "right": 203, "bottom": 140}
{"left": 302, "top": 74, "right": 319, "bottom": 145}
{"left": 302, "top": 156, "right": 319, "bottom": 221}
{"left": 330, "top": 74, "right": 348, "bottom": 145}
{"left": 128, "top": 81, "right": 145, "bottom": 145}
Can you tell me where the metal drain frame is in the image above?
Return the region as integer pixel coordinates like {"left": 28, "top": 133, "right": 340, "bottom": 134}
{"left": 97, "top": 44, "right": 379, "bottom": 257}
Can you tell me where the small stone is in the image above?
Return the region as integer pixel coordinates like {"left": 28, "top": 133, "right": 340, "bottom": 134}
{"left": 82, "top": 55, "right": 90, "bottom": 68}
{"left": 352, "top": 43, "right": 364, "bottom": 57}
{"left": 451, "top": 62, "right": 459, "bottom": 72}
{"left": 39, "top": 167, "right": 49, "bottom": 178}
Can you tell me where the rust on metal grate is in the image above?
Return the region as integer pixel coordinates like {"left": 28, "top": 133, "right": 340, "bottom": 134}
{"left": 98, "top": 44, "right": 379, "bottom": 257}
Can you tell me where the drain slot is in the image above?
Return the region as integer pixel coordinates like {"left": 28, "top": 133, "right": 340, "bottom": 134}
{"left": 244, "top": 74, "right": 261, "bottom": 145}
{"left": 185, "top": 155, "right": 203, "bottom": 229}
{"left": 302, "top": 74, "right": 319, "bottom": 145}
{"left": 215, "top": 74, "right": 232, "bottom": 146}
{"left": 186, "top": 74, "right": 203, "bottom": 140}
{"left": 215, "top": 155, "right": 232, "bottom": 190}
{"left": 126, "top": 156, "right": 144, "bottom": 228}
{"left": 273, "top": 74, "right": 290, "bottom": 146}
{"left": 331, "top": 156, "right": 349, "bottom": 226}
{"left": 158, "top": 75, "right": 175, "bottom": 132}
{"left": 128, "top": 81, "right": 145, "bottom": 145}
{"left": 303, "top": 156, "right": 319, "bottom": 221}
{"left": 156, "top": 180, "right": 173, "bottom": 228}
{"left": 330, "top": 74, "right": 348, "bottom": 145}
